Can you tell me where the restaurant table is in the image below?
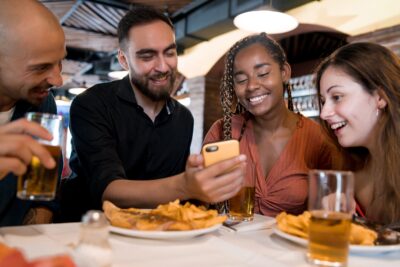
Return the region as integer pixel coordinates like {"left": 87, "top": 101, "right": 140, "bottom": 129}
{"left": 1, "top": 214, "right": 399, "bottom": 267}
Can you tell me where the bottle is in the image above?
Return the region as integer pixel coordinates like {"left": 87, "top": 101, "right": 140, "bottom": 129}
{"left": 74, "top": 210, "right": 112, "bottom": 267}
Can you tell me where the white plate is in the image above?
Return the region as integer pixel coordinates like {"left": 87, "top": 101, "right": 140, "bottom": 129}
{"left": 272, "top": 225, "right": 400, "bottom": 254}
{"left": 109, "top": 223, "right": 222, "bottom": 240}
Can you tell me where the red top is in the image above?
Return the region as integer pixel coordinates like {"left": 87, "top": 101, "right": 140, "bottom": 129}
{"left": 355, "top": 199, "right": 366, "bottom": 218}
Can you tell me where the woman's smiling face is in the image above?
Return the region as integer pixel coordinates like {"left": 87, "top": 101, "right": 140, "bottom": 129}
{"left": 319, "top": 66, "right": 385, "bottom": 148}
{"left": 233, "top": 43, "right": 289, "bottom": 117}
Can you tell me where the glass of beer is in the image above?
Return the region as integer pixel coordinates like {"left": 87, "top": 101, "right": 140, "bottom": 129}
{"left": 307, "top": 170, "right": 354, "bottom": 267}
{"left": 228, "top": 163, "right": 255, "bottom": 221}
{"left": 17, "top": 112, "right": 63, "bottom": 201}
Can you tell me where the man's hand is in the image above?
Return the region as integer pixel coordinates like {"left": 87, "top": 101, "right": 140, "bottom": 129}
{"left": 182, "top": 154, "right": 247, "bottom": 203}
{"left": 0, "top": 119, "right": 56, "bottom": 179}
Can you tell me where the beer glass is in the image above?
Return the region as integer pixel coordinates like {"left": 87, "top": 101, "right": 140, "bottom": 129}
{"left": 307, "top": 170, "right": 354, "bottom": 267}
{"left": 228, "top": 163, "right": 255, "bottom": 221}
{"left": 17, "top": 112, "right": 63, "bottom": 201}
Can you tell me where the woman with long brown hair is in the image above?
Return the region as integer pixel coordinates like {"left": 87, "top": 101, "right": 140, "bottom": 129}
{"left": 316, "top": 42, "right": 400, "bottom": 224}
{"left": 204, "top": 33, "right": 337, "bottom": 216}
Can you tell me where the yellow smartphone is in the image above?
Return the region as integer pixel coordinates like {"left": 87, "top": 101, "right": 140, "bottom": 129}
{"left": 201, "top": 140, "right": 240, "bottom": 167}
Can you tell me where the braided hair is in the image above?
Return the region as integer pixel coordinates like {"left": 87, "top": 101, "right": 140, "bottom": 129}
{"left": 220, "top": 32, "right": 293, "bottom": 140}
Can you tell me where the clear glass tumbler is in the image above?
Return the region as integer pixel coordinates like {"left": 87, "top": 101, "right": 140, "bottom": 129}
{"left": 307, "top": 170, "right": 354, "bottom": 267}
{"left": 17, "top": 112, "right": 63, "bottom": 201}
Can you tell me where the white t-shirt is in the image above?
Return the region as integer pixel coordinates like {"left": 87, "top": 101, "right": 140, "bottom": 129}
{"left": 0, "top": 106, "right": 15, "bottom": 125}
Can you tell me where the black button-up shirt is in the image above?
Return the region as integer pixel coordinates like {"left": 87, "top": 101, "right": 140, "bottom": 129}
{"left": 68, "top": 76, "right": 194, "bottom": 208}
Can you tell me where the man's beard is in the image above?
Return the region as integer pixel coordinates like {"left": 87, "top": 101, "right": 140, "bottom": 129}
{"left": 130, "top": 71, "right": 176, "bottom": 102}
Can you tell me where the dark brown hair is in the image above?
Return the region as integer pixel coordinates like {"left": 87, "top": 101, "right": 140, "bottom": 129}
{"left": 118, "top": 5, "right": 173, "bottom": 51}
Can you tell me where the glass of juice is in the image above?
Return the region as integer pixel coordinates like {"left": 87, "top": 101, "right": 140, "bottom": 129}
{"left": 17, "top": 112, "right": 63, "bottom": 201}
{"left": 307, "top": 170, "right": 354, "bottom": 267}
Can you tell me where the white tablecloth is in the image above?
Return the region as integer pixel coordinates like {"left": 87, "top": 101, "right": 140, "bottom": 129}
{"left": 1, "top": 214, "right": 399, "bottom": 267}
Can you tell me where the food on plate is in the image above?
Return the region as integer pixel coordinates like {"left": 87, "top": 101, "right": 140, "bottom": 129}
{"left": 349, "top": 223, "right": 377, "bottom": 245}
{"left": 276, "top": 211, "right": 377, "bottom": 245}
{"left": 275, "top": 211, "right": 310, "bottom": 238}
{"left": 0, "top": 242, "right": 76, "bottom": 267}
{"left": 103, "top": 199, "right": 227, "bottom": 231}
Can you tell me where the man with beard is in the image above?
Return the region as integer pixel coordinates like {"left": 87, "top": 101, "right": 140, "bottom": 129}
{"left": 59, "top": 5, "right": 246, "bottom": 222}
{"left": 0, "top": 0, "right": 66, "bottom": 225}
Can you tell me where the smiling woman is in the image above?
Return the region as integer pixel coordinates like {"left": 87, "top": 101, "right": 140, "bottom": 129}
{"left": 315, "top": 42, "right": 400, "bottom": 225}
{"left": 203, "top": 33, "right": 339, "bottom": 216}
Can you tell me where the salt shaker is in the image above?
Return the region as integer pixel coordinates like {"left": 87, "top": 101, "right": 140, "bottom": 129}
{"left": 74, "top": 210, "right": 112, "bottom": 267}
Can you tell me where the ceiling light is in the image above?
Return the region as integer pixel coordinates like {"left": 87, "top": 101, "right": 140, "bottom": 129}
{"left": 68, "top": 87, "right": 87, "bottom": 95}
{"left": 233, "top": 10, "right": 298, "bottom": 34}
{"left": 108, "top": 70, "right": 128, "bottom": 80}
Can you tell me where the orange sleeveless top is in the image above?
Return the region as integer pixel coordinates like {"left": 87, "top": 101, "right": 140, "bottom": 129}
{"left": 204, "top": 114, "right": 337, "bottom": 216}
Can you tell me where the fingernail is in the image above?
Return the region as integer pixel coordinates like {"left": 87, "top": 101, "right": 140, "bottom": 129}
{"left": 238, "top": 154, "right": 246, "bottom": 161}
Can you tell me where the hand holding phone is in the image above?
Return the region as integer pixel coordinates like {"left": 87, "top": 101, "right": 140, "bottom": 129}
{"left": 185, "top": 140, "right": 244, "bottom": 204}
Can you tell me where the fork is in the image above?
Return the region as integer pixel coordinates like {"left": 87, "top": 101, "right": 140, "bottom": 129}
{"left": 222, "top": 220, "right": 241, "bottom": 232}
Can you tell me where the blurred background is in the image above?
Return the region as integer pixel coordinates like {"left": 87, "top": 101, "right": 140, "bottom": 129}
{"left": 39, "top": 0, "right": 400, "bottom": 165}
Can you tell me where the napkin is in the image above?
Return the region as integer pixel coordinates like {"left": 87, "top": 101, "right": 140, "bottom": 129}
{"left": 228, "top": 213, "right": 276, "bottom": 232}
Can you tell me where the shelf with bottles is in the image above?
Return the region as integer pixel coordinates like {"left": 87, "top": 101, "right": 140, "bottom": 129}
{"left": 286, "top": 74, "right": 320, "bottom": 118}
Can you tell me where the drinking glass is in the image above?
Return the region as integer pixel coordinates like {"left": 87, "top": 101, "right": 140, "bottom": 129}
{"left": 17, "top": 112, "right": 63, "bottom": 201}
{"left": 228, "top": 163, "right": 255, "bottom": 222}
{"left": 307, "top": 170, "right": 354, "bottom": 267}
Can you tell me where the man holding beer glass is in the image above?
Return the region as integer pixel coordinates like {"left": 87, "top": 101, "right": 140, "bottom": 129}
{"left": 0, "top": 0, "right": 66, "bottom": 226}
{"left": 0, "top": 119, "right": 56, "bottom": 180}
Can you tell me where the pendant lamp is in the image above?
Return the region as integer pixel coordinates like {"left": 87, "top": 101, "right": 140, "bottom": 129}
{"left": 233, "top": 7, "right": 298, "bottom": 34}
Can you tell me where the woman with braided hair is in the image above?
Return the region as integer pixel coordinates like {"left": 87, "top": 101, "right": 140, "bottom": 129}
{"left": 204, "top": 33, "right": 338, "bottom": 216}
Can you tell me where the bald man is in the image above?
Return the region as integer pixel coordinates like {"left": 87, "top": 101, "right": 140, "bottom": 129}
{"left": 0, "top": 0, "right": 66, "bottom": 226}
